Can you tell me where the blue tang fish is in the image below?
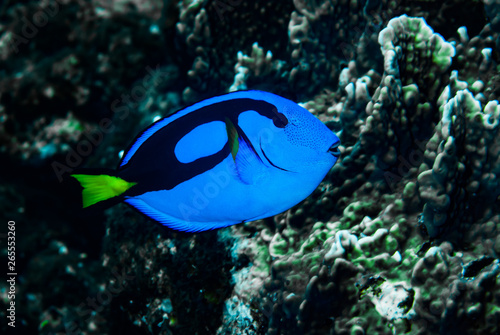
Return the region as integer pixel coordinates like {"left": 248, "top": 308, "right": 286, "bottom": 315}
{"left": 72, "top": 90, "right": 340, "bottom": 232}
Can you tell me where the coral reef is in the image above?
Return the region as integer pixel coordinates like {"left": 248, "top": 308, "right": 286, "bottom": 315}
{"left": 2, "top": 0, "right": 500, "bottom": 335}
{"left": 176, "top": 0, "right": 294, "bottom": 102}
{"left": 417, "top": 89, "right": 500, "bottom": 237}
{"left": 0, "top": 0, "right": 172, "bottom": 166}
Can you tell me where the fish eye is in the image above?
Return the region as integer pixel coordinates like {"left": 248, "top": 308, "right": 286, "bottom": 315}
{"left": 272, "top": 112, "right": 288, "bottom": 128}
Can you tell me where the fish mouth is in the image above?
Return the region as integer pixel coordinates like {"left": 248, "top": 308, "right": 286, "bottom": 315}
{"left": 328, "top": 141, "right": 341, "bottom": 158}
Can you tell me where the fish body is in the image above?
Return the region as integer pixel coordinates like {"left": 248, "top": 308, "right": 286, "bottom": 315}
{"left": 72, "top": 90, "right": 340, "bottom": 232}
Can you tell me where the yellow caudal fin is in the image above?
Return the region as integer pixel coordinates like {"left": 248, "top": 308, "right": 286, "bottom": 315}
{"left": 71, "top": 174, "right": 137, "bottom": 208}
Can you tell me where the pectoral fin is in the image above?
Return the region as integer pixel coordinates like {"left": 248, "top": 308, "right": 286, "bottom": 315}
{"left": 224, "top": 117, "right": 267, "bottom": 184}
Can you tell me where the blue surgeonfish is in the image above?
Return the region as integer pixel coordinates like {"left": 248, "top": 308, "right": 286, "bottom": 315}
{"left": 72, "top": 90, "right": 340, "bottom": 232}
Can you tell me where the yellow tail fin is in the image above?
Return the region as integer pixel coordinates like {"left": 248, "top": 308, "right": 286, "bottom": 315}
{"left": 71, "top": 174, "right": 137, "bottom": 208}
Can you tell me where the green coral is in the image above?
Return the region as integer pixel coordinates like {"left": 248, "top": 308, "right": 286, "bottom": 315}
{"left": 417, "top": 89, "right": 500, "bottom": 237}
{"left": 378, "top": 14, "right": 455, "bottom": 100}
